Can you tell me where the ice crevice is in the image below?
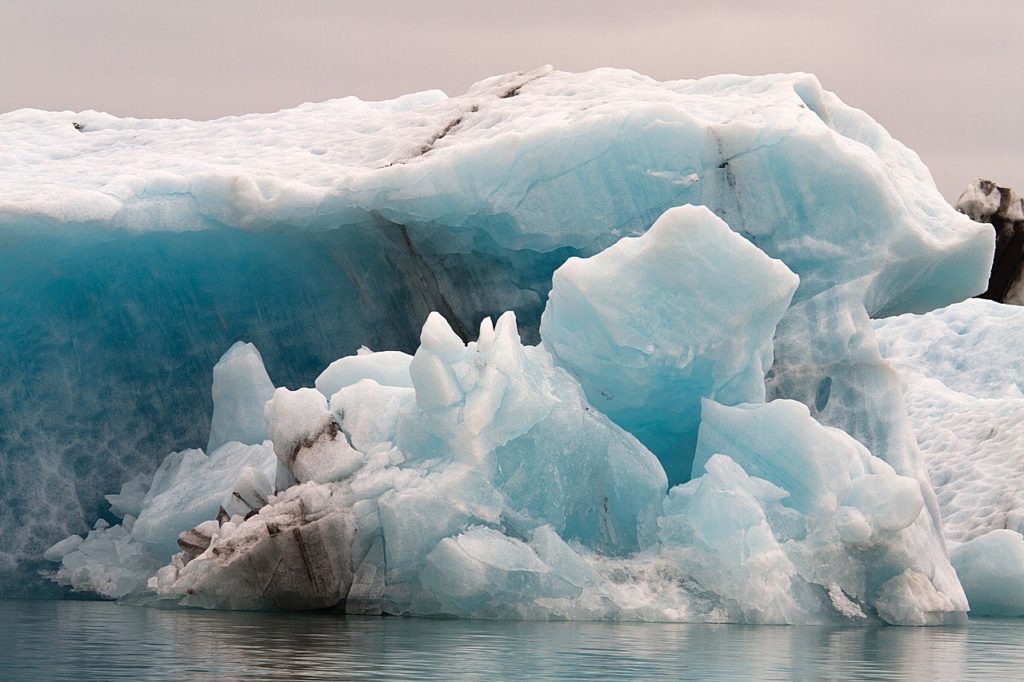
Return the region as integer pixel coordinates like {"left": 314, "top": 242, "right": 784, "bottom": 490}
{"left": 383, "top": 217, "right": 471, "bottom": 342}
{"left": 389, "top": 66, "right": 554, "bottom": 166}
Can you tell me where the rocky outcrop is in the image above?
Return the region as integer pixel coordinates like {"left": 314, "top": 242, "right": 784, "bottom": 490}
{"left": 957, "top": 180, "right": 1024, "bottom": 303}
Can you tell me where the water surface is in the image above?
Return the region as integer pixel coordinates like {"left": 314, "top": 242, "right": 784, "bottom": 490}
{"left": 3, "top": 600, "right": 1023, "bottom": 680}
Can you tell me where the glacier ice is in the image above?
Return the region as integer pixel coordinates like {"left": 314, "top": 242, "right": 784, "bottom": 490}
{"left": 46, "top": 438, "right": 278, "bottom": 598}
{"left": 265, "top": 387, "right": 365, "bottom": 485}
{"left": 139, "top": 311, "right": 668, "bottom": 613}
{"left": 316, "top": 349, "right": 414, "bottom": 398}
{"left": 763, "top": 281, "right": 952, "bottom": 584}
{"left": 53, "top": 307, "right": 969, "bottom": 624}
{"left": 44, "top": 347, "right": 282, "bottom": 599}
{"left": 541, "top": 204, "right": 798, "bottom": 484}
{"left": 46, "top": 519, "right": 162, "bottom": 600}
{"left": 2, "top": 67, "right": 998, "bottom": 618}
{"left": 132, "top": 442, "right": 277, "bottom": 555}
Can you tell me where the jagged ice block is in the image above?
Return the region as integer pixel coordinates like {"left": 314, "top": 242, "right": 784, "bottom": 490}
{"left": 542, "top": 204, "right": 798, "bottom": 484}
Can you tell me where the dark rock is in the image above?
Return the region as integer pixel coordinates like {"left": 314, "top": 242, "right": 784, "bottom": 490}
{"left": 956, "top": 180, "right": 1024, "bottom": 303}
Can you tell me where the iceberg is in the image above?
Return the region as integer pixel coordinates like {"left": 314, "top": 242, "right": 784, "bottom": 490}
{"left": 683, "top": 400, "right": 963, "bottom": 625}
{"left": 4, "top": 68, "right": 994, "bottom": 618}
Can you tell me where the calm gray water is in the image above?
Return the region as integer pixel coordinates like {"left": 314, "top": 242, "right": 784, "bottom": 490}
{"left": 2, "top": 600, "right": 1023, "bottom": 681}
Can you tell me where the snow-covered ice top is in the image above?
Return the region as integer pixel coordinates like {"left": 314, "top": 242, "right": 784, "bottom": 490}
{"left": 877, "top": 298, "right": 1024, "bottom": 401}
{"left": 0, "top": 67, "right": 990, "bottom": 313}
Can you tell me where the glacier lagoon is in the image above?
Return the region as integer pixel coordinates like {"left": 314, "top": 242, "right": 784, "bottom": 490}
{"left": 3, "top": 67, "right": 1024, "bottom": 630}
{"left": 4, "top": 600, "right": 1024, "bottom": 681}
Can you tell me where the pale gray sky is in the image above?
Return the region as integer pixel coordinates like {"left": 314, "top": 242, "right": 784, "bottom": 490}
{"left": 1, "top": 0, "right": 1020, "bottom": 200}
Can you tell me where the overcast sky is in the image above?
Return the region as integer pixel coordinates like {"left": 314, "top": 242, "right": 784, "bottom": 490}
{"left": 2, "top": 0, "right": 1020, "bottom": 200}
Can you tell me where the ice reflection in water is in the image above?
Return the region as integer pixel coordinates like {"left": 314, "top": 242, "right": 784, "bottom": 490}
{"left": 3, "top": 600, "right": 1023, "bottom": 681}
